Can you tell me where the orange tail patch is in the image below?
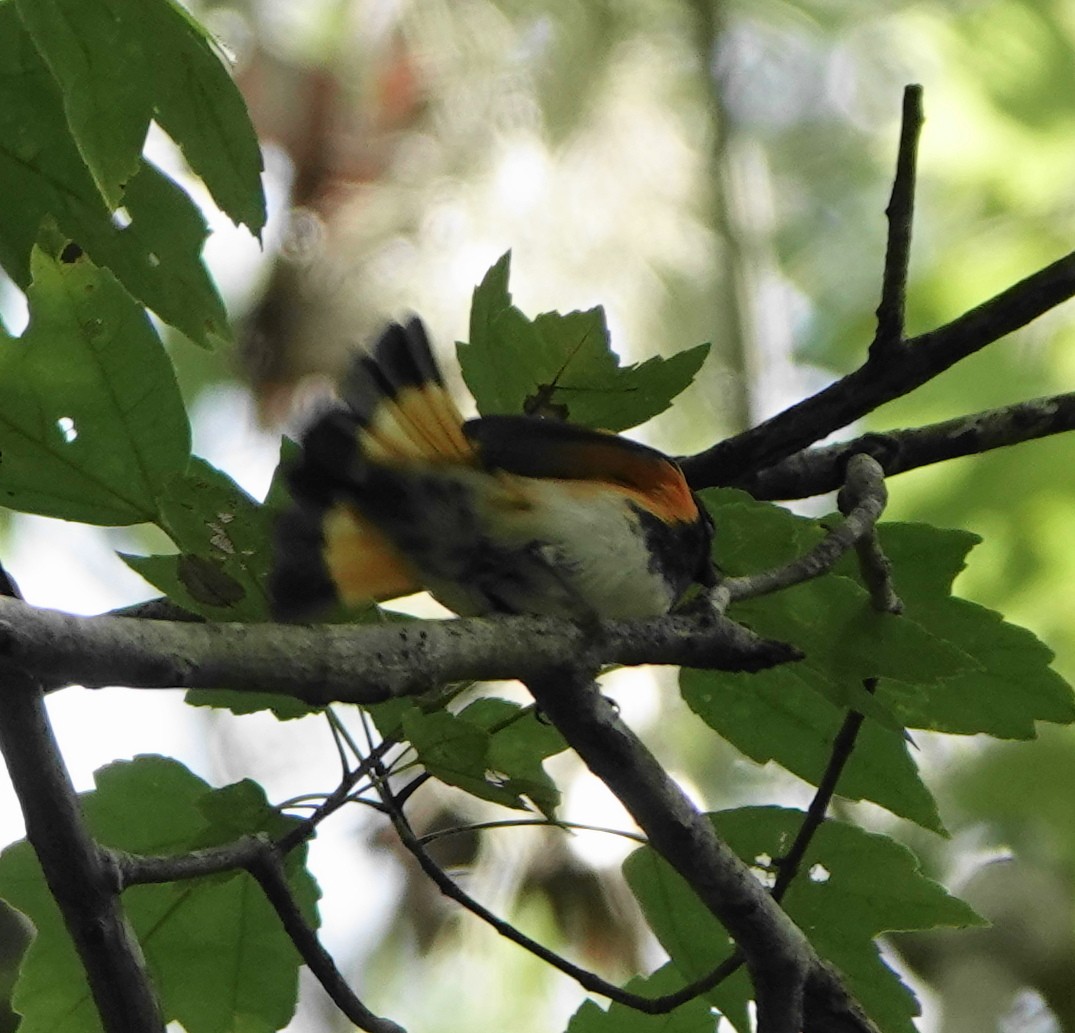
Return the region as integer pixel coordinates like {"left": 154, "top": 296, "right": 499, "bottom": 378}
{"left": 342, "top": 318, "right": 475, "bottom": 466}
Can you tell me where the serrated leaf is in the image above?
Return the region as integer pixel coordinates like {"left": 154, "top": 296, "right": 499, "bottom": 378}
{"left": 701, "top": 490, "right": 978, "bottom": 728}
{"left": 458, "top": 698, "right": 568, "bottom": 818}
{"left": 0, "top": 10, "right": 229, "bottom": 347}
{"left": 681, "top": 667, "right": 944, "bottom": 833}
{"left": 15, "top": 0, "right": 265, "bottom": 233}
{"left": 0, "top": 248, "right": 191, "bottom": 525}
{"left": 459, "top": 253, "right": 709, "bottom": 430}
{"left": 123, "top": 458, "right": 273, "bottom": 620}
{"left": 566, "top": 962, "right": 718, "bottom": 1033}
{"left": 402, "top": 708, "right": 522, "bottom": 809}
{"left": 0, "top": 756, "right": 318, "bottom": 1033}
{"left": 864, "top": 524, "right": 1075, "bottom": 737}
{"left": 624, "top": 807, "right": 983, "bottom": 1033}
{"left": 402, "top": 699, "right": 567, "bottom": 815}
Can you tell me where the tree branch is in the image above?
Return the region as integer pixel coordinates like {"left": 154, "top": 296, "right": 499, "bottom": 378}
{"left": 245, "top": 843, "right": 406, "bottom": 1033}
{"left": 523, "top": 666, "right": 880, "bottom": 1033}
{"left": 681, "top": 248, "right": 1075, "bottom": 487}
{"left": 719, "top": 454, "right": 887, "bottom": 605}
{"left": 0, "top": 666, "right": 165, "bottom": 1033}
{"left": 732, "top": 390, "right": 1075, "bottom": 500}
{"left": 0, "top": 599, "right": 798, "bottom": 703}
{"left": 871, "top": 84, "right": 923, "bottom": 358}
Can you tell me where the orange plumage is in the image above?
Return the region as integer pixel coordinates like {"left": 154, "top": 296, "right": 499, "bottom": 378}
{"left": 271, "top": 319, "right": 714, "bottom": 620}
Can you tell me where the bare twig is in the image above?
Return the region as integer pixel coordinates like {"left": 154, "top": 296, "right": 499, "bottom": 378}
{"left": 871, "top": 84, "right": 923, "bottom": 357}
{"left": 732, "top": 390, "right": 1075, "bottom": 500}
{"left": 374, "top": 745, "right": 747, "bottom": 1014}
{"left": 119, "top": 832, "right": 405, "bottom": 1033}
{"left": 837, "top": 470, "right": 903, "bottom": 614}
{"left": 771, "top": 682, "right": 875, "bottom": 903}
{"left": 372, "top": 757, "right": 657, "bottom": 1009}
{"left": 722, "top": 453, "right": 889, "bottom": 604}
{"left": 245, "top": 844, "right": 406, "bottom": 1033}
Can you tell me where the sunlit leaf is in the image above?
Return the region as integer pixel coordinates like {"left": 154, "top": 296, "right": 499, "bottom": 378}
{"left": 15, "top": 0, "right": 265, "bottom": 233}
{"left": 459, "top": 253, "right": 709, "bottom": 430}
{"left": 0, "top": 8, "right": 229, "bottom": 347}
{"left": 0, "top": 248, "right": 191, "bottom": 525}
{"left": 864, "top": 523, "right": 1075, "bottom": 737}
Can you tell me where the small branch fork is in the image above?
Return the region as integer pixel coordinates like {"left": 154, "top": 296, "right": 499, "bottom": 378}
{"left": 679, "top": 84, "right": 1075, "bottom": 492}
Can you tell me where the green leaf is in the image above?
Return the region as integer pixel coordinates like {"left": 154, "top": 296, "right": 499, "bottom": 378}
{"left": 122, "top": 459, "right": 273, "bottom": 620}
{"left": 566, "top": 962, "right": 718, "bottom": 1033}
{"left": 402, "top": 699, "right": 567, "bottom": 815}
{"left": 0, "top": 248, "right": 191, "bottom": 525}
{"left": 624, "top": 807, "right": 983, "bottom": 1033}
{"left": 15, "top": 0, "right": 265, "bottom": 233}
{"left": 402, "top": 709, "right": 520, "bottom": 808}
{"left": 681, "top": 667, "right": 945, "bottom": 833}
{"left": 119, "top": 456, "right": 323, "bottom": 718}
{"left": 0, "top": 756, "right": 318, "bottom": 1033}
{"left": 0, "top": 9, "right": 230, "bottom": 348}
{"left": 701, "top": 490, "right": 978, "bottom": 727}
{"left": 459, "top": 698, "right": 567, "bottom": 818}
{"left": 459, "top": 253, "right": 709, "bottom": 430}
{"left": 863, "top": 523, "right": 1075, "bottom": 737}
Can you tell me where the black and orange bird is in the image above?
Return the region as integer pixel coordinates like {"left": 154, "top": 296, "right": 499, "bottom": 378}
{"left": 270, "top": 318, "right": 715, "bottom": 621}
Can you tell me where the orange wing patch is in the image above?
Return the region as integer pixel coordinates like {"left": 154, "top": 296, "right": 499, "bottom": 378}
{"left": 361, "top": 384, "right": 475, "bottom": 465}
{"left": 464, "top": 415, "right": 701, "bottom": 526}
{"left": 322, "top": 504, "right": 421, "bottom": 604}
{"left": 576, "top": 443, "right": 699, "bottom": 525}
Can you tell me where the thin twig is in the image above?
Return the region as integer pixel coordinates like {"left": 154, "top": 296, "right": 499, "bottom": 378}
{"left": 245, "top": 842, "right": 406, "bottom": 1033}
{"left": 836, "top": 467, "right": 903, "bottom": 614}
{"left": 418, "top": 818, "right": 647, "bottom": 848}
{"left": 871, "top": 85, "right": 923, "bottom": 357}
{"left": 373, "top": 748, "right": 742, "bottom": 1013}
{"left": 723, "top": 454, "right": 888, "bottom": 603}
{"left": 771, "top": 682, "right": 875, "bottom": 903}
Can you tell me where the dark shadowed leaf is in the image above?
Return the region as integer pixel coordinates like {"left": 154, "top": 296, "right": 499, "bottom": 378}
{"left": 0, "top": 757, "right": 318, "bottom": 1033}
{"left": 624, "top": 808, "right": 983, "bottom": 1033}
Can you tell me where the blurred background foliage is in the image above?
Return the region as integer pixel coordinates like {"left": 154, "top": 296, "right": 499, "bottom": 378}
{"left": 4, "top": 0, "right": 1075, "bottom": 1030}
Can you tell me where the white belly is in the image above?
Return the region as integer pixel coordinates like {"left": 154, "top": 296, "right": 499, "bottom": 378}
{"left": 425, "top": 476, "right": 677, "bottom": 619}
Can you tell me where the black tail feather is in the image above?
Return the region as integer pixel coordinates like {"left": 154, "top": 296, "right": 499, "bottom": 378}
{"left": 340, "top": 318, "right": 443, "bottom": 423}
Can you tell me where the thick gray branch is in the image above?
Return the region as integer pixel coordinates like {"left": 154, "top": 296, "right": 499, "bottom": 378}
{"left": 0, "top": 667, "right": 164, "bottom": 1033}
{"left": 524, "top": 667, "right": 879, "bottom": 1033}
{"left": 0, "top": 600, "right": 798, "bottom": 703}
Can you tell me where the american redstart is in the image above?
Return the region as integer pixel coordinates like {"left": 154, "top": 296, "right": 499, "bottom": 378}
{"left": 271, "top": 318, "right": 715, "bottom": 620}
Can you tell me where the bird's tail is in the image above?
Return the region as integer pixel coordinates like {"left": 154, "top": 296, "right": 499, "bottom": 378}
{"left": 272, "top": 319, "right": 466, "bottom": 620}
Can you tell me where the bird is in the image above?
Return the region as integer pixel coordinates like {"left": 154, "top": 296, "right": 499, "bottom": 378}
{"left": 270, "top": 318, "right": 715, "bottom": 621}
